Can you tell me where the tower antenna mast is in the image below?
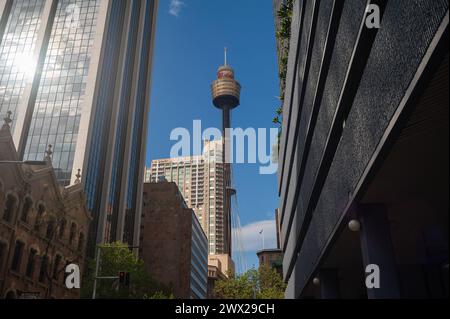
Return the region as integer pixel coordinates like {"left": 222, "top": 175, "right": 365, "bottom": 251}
{"left": 224, "top": 47, "right": 227, "bottom": 66}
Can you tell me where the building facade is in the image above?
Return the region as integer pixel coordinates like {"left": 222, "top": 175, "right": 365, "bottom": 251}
{"left": 146, "top": 139, "right": 228, "bottom": 256}
{"left": 257, "top": 249, "right": 283, "bottom": 275}
{"left": 0, "top": 119, "right": 90, "bottom": 299}
{"left": 276, "top": 0, "right": 448, "bottom": 298}
{"left": 139, "top": 182, "right": 208, "bottom": 299}
{"left": 0, "top": 0, "right": 159, "bottom": 255}
{"left": 207, "top": 254, "right": 230, "bottom": 299}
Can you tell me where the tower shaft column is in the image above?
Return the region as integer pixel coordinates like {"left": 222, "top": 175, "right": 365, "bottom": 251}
{"left": 222, "top": 107, "right": 232, "bottom": 256}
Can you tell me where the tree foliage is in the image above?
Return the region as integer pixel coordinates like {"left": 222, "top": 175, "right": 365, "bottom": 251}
{"left": 214, "top": 265, "right": 286, "bottom": 299}
{"left": 81, "top": 242, "right": 173, "bottom": 299}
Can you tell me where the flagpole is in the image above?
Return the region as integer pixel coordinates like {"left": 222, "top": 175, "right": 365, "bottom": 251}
{"left": 259, "top": 229, "right": 265, "bottom": 250}
{"left": 263, "top": 230, "right": 265, "bottom": 250}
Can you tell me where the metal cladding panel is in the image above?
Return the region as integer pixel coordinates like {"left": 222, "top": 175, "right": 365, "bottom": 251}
{"left": 278, "top": 0, "right": 303, "bottom": 196}
{"left": 282, "top": 0, "right": 366, "bottom": 281}
{"left": 297, "top": 0, "right": 334, "bottom": 158}
{"left": 292, "top": 0, "right": 449, "bottom": 296}
{"left": 280, "top": 77, "right": 299, "bottom": 243}
{"left": 280, "top": 0, "right": 335, "bottom": 252}
{"left": 279, "top": 0, "right": 313, "bottom": 226}
{"left": 284, "top": 268, "right": 296, "bottom": 299}
{"left": 297, "top": 0, "right": 366, "bottom": 237}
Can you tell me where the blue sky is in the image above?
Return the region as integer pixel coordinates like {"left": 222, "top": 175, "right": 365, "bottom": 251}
{"left": 146, "top": 0, "right": 280, "bottom": 272}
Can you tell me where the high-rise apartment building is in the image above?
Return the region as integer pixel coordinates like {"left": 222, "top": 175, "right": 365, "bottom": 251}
{"left": 0, "top": 0, "right": 158, "bottom": 254}
{"left": 146, "top": 139, "right": 227, "bottom": 255}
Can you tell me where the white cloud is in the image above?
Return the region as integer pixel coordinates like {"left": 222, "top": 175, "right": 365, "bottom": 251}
{"left": 169, "top": 0, "right": 185, "bottom": 17}
{"left": 233, "top": 219, "right": 277, "bottom": 253}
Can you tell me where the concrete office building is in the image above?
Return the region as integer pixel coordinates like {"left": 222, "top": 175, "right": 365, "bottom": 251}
{"left": 0, "top": 0, "right": 158, "bottom": 254}
{"left": 206, "top": 259, "right": 226, "bottom": 299}
{"left": 146, "top": 139, "right": 235, "bottom": 297}
{"left": 140, "top": 182, "right": 208, "bottom": 299}
{"left": 275, "top": 0, "right": 448, "bottom": 298}
{"left": 146, "top": 139, "right": 228, "bottom": 256}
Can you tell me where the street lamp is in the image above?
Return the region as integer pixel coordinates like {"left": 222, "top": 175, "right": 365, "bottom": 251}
{"left": 348, "top": 219, "right": 361, "bottom": 232}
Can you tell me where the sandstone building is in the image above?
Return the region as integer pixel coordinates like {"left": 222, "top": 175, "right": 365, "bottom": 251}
{"left": 0, "top": 116, "right": 90, "bottom": 299}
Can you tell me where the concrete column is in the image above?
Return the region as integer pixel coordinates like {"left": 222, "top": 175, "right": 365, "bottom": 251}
{"left": 13, "top": 0, "right": 58, "bottom": 158}
{"left": 319, "top": 268, "right": 340, "bottom": 299}
{"left": 0, "top": 0, "right": 13, "bottom": 46}
{"left": 358, "top": 204, "right": 401, "bottom": 298}
{"left": 72, "top": 0, "right": 111, "bottom": 185}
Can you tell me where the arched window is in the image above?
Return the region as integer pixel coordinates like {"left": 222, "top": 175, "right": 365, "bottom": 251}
{"left": 0, "top": 241, "right": 7, "bottom": 271}
{"left": 3, "top": 193, "right": 17, "bottom": 223}
{"left": 69, "top": 223, "right": 77, "bottom": 245}
{"left": 11, "top": 240, "right": 24, "bottom": 272}
{"left": 0, "top": 180, "right": 4, "bottom": 215}
{"left": 5, "top": 290, "right": 17, "bottom": 299}
{"left": 34, "top": 203, "right": 45, "bottom": 231}
{"left": 52, "top": 255, "right": 62, "bottom": 280}
{"left": 38, "top": 256, "right": 49, "bottom": 283}
{"left": 46, "top": 220, "right": 55, "bottom": 239}
{"left": 20, "top": 196, "right": 33, "bottom": 223}
{"left": 78, "top": 232, "right": 85, "bottom": 252}
{"left": 59, "top": 218, "right": 66, "bottom": 239}
{"left": 25, "top": 248, "right": 37, "bottom": 278}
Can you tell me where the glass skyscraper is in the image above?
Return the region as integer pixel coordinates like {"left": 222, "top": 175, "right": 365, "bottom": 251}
{"left": 0, "top": 0, "right": 158, "bottom": 255}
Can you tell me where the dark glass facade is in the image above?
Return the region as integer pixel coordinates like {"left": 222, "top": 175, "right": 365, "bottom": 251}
{"left": 108, "top": 0, "right": 140, "bottom": 242}
{"left": 191, "top": 212, "right": 208, "bottom": 299}
{"left": 83, "top": 0, "right": 126, "bottom": 247}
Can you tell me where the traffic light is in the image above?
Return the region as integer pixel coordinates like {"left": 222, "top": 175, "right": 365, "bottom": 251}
{"left": 118, "top": 271, "right": 130, "bottom": 287}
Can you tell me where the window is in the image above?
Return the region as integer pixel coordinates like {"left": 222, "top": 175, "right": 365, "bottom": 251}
{"left": 39, "top": 256, "right": 49, "bottom": 283}
{"left": 25, "top": 249, "right": 37, "bottom": 278}
{"left": 3, "top": 194, "right": 17, "bottom": 222}
{"left": 21, "top": 197, "right": 33, "bottom": 223}
{"left": 69, "top": 222, "right": 77, "bottom": 245}
{"left": 59, "top": 218, "right": 66, "bottom": 239}
{"left": 46, "top": 220, "right": 55, "bottom": 239}
{"left": 0, "top": 242, "right": 7, "bottom": 270}
{"left": 11, "top": 241, "right": 24, "bottom": 272}
{"left": 52, "top": 255, "right": 62, "bottom": 280}
{"left": 35, "top": 203, "right": 45, "bottom": 231}
{"left": 78, "top": 232, "right": 85, "bottom": 252}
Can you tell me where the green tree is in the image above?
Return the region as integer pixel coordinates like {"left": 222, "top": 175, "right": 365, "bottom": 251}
{"left": 214, "top": 265, "right": 286, "bottom": 299}
{"left": 81, "top": 242, "right": 172, "bottom": 299}
{"left": 258, "top": 265, "right": 286, "bottom": 299}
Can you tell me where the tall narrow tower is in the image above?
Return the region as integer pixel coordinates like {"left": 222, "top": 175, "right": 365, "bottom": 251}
{"left": 211, "top": 48, "right": 241, "bottom": 256}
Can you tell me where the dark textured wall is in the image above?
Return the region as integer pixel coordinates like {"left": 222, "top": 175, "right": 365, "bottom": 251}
{"left": 140, "top": 182, "right": 192, "bottom": 298}
{"left": 278, "top": 0, "right": 449, "bottom": 298}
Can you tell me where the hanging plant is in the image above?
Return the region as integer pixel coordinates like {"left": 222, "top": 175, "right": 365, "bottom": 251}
{"left": 273, "top": 0, "right": 294, "bottom": 126}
